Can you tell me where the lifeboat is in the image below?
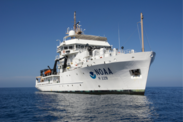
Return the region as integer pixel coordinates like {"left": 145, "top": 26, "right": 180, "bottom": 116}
{"left": 44, "top": 70, "right": 51, "bottom": 75}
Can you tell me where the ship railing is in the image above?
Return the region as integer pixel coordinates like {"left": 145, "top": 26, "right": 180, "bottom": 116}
{"left": 113, "top": 49, "right": 135, "bottom": 54}
{"left": 55, "top": 55, "right": 59, "bottom": 60}
{"left": 73, "top": 48, "right": 136, "bottom": 54}
{"left": 92, "top": 49, "right": 136, "bottom": 58}
{"left": 57, "top": 63, "right": 62, "bottom": 67}
{"left": 121, "top": 49, "right": 135, "bottom": 54}
{"left": 75, "top": 48, "right": 86, "bottom": 52}
{"left": 57, "top": 48, "right": 61, "bottom": 52}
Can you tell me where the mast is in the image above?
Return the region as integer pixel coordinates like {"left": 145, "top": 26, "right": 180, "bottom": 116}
{"left": 74, "top": 11, "right": 76, "bottom": 32}
{"left": 141, "top": 13, "right": 144, "bottom": 52}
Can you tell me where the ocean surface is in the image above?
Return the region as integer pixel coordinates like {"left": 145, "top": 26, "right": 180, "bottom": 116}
{"left": 0, "top": 87, "right": 182, "bottom": 122}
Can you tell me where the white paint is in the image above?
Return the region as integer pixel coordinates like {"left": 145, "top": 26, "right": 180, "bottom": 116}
{"left": 36, "top": 51, "right": 155, "bottom": 92}
{"left": 69, "top": 30, "right": 75, "bottom": 36}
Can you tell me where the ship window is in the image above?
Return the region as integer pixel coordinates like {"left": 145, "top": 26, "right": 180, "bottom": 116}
{"left": 76, "top": 45, "right": 80, "bottom": 49}
{"left": 96, "top": 46, "right": 100, "bottom": 49}
{"left": 69, "top": 46, "right": 73, "bottom": 49}
{"left": 61, "top": 47, "right": 63, "bottom": 50}
{"left": 130, "top": 69, "right": 141, "bottom": 76}
{"left": 108, "top": 46, "right": 111, "bottom": 50}
{"left": 81, "top": 45, "right": 84, "bottom": 49}
{"left": 66, "top": 50, "right": 70, "bottom": 53}
{"left": 64, "top": 46, "right": 68, "bottom": 49}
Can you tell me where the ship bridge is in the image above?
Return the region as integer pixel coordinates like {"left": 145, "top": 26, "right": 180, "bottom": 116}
{"left": 64, "top": 34, "right": 107, "bottom": 41}
{"left": 57, "top": 34, "right": 111, "bottom": 54}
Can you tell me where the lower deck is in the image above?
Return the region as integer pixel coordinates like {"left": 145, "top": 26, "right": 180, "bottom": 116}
{"left": 36, "top": 51, "right": 155, "bottom": 95}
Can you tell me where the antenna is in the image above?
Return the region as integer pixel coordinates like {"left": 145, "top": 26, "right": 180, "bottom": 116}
{"left": 83, "top": 29, "right": 86, "bottom": 34}
{"left": 118, "top": 25, "right": 120, "bottom": 51}
{"left": 56, "top": 39, "right": 61, "bottom": 44}
{"left": 67, "top": 27, "right": 70, "bottom": 32}
{"left": 74, "top": 11, "right": 76, "bottom": 32}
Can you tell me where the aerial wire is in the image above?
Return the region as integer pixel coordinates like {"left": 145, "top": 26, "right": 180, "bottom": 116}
{"left": 123, "top": 28, "right": 136, "bottom": 45}
{"left": 144, "top": 29, "right": 152, "bottom": 51}
{"left": 137, "top": 22, "right": 142, "bottom": 48}
{"left": 118, "top": 24, "right": 120, "bottom": 51}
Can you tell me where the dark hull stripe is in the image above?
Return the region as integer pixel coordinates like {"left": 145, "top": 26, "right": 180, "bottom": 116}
{"left": 38, "top": 90, "right": 145, "bottom": 95}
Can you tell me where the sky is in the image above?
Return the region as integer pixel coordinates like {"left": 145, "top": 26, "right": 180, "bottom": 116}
{"left": 0, "top": 0, "right": 182, "bottom": 87}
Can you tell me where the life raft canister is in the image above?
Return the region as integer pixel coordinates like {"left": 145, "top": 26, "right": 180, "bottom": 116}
{"left": 44, "top": 70, "right": 51, "bottom": 75}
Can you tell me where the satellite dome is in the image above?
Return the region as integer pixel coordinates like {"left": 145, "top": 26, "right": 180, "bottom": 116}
{"left": 69, "top": 30, "right": 75, "bottom": 36}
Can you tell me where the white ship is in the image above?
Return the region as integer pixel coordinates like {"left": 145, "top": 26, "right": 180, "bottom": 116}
{"left": 35, "top": 12, "right": 155, "bottom": 95}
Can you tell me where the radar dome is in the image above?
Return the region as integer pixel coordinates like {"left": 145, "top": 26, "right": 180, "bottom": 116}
{"left": 69, "top": 30, "right": 75, "bottom": 36}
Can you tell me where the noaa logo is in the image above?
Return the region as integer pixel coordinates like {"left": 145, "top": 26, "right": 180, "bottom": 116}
{"left": 94, "top": 68, "right": 113, "bottom": 75}
{"left": 90, "top": 72, "right": 96, "bottom": 79}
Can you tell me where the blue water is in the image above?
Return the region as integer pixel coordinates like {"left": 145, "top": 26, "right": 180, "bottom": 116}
{"left": 0, "top": 87, "right": 182, "bottom": 122}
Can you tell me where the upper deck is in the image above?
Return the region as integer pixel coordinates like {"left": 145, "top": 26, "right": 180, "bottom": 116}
{"left": 57, "top": 34, "right": 111, "bottom": 53}
{"left": 58, "top": 38, "right": 110, "bottom": 47}
{"left": 64, "top": 34, "right": 107, "bottom": 41}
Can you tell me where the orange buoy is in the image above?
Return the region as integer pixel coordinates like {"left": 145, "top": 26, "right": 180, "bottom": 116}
{"left": 44, "top": 70, "right": 51, "bottom": 75}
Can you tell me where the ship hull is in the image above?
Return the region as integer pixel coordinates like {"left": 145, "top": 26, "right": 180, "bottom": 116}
{"left": 36, "top": 51, "right": 155, "bottom": 95}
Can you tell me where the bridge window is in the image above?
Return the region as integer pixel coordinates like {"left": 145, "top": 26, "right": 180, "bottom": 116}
{"left": 76, "top": 45, "right": 80, "bottom": 49}
{"left": 69, "top": 46, "right": 73, "bottom": 49}
{"left": 81, "top": 45, "right": 84, "bottom": 49}
{"left": 95, "top": 46, "right": 100, "bottom": 49}
{"left": 64, "top": 46, "right": 68, "bottom": 49}
{"left": 107, "top": 46, "right": 111, "bottom": 49}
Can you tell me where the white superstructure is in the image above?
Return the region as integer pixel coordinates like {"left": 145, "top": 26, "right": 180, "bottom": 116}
{"left": 35, "top": 12, "right": 155, "bottom": 95}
